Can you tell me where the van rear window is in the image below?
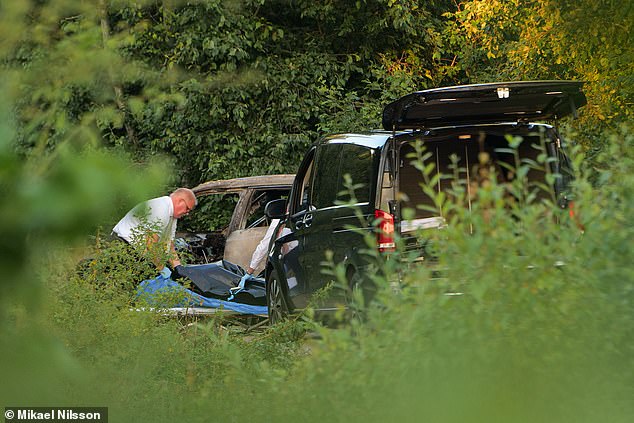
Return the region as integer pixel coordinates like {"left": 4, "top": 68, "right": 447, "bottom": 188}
{"left": 399, "top": 133, "right": 550, "bottom": 219}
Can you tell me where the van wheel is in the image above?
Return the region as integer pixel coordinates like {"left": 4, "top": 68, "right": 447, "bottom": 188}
{"left": 267, "top": 272, "right": 289, "bottom": 325}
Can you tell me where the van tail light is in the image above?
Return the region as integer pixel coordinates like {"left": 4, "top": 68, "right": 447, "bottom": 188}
{"left": 375, "top": 209, "right": 396, "bottom": 252}
{"left": 568, "top": 201, "right": 585, "bottom": 232}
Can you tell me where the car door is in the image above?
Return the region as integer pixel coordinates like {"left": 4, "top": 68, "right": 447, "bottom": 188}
{"left": 298, "top": 143, "right": 344, "bottom": 297}
{"left": 274, "top": 148, "right": 318, "bottom": 308}
{"left": 328, "top": 143, "right": 378, "bottom": 272}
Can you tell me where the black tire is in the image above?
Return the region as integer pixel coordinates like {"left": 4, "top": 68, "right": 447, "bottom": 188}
{"left": 267, "top": 272, "right": 289, "bottom": 324}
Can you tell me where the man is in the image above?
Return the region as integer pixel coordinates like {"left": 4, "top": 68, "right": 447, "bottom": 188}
{"left": 112, "top": 188, "right": 197, "bottom": 277}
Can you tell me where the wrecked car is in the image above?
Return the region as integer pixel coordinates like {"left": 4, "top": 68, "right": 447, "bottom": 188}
{"left": 169, "top": 174, "right": 293, "bottom": 306}
{"left": 176, "top": 174, "right": 294, "bottom": 271}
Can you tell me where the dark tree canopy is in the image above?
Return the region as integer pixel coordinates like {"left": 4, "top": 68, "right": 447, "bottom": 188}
{"left": 5, "top": 0, "right": 632, "bottom": 187}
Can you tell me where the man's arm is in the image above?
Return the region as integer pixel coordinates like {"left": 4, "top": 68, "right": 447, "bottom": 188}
{"left": 246, "top": 219, "right": 280, "bottom": 275}
{"left": 144, "top": 233, "right": 179, "bottom": 271}
{"left": 168, "top": 241, "right": 181, "bottom": 268}
{"left": 144, "top": 233, "right": 165, "bottom": 270}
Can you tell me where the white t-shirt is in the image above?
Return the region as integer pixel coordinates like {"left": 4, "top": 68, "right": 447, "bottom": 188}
{"left": 113, "top": 196, "right": 176, "bottom": 249}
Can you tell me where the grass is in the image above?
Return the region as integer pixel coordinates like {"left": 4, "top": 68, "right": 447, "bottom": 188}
{"left": 1, "top": 128, "right": 633, "bottom": 422}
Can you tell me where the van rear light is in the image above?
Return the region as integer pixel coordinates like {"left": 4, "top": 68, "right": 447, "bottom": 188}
{"left": 568, "top": 201, "right": 585, "bottom": 231}
{"left": 375, "top": 209, "right": 396, "bottom": 252}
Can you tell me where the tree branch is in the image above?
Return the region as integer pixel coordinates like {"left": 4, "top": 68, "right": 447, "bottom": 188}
{"left": 98, "top": 0, "right": 138, "bottom": 147}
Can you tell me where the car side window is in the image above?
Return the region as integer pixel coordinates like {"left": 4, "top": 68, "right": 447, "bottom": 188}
{"left": 559, "top": 149, "right": 574, "bottom": 187}
{"left": 310, "top": 143, "right": 374, "bottom": 209}
{"left": 312, "top": 144, "right": 343, "bottom": 209}
{"left": 245, "top": 189, "right": 290, "bottom": 229}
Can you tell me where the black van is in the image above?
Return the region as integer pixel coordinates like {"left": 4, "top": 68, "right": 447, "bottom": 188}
{"left": 264, "top": 81, "right": 587, "bottom": 322}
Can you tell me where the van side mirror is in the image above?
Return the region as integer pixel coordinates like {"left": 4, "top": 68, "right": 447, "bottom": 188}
{"left": 265, "top": 198, "right": 287, "bottom": 219}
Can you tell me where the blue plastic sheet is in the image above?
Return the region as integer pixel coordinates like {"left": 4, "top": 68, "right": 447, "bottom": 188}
{"left": 137, "top": 276, "right": 268, "bottom": 315}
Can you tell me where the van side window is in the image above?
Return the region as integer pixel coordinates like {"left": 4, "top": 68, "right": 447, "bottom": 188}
{"left": 311, "top": 143, "right": 374, "bottom": 209}
{"left": 338, "top": 144, "right": 372, "bottom": 204}
{"left": 312, "top": 144, "right": 343, "bottom": 209}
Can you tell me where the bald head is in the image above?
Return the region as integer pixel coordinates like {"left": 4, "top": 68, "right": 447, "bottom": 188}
{"left": 170, "top": 188, "right": 197, "bottom": 218}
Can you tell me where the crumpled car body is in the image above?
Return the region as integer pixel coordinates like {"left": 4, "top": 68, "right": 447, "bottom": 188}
{"left": 177, "top": 174, "right": 294, "bottom": 275}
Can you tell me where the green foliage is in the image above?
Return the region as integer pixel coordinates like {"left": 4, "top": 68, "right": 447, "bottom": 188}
{"left": 285, "top": 126, "right": 634, "bottom": 422}
{"left": 6, "top": 0, "right": 631, "bottom": 187}
{"left": 441, "top": 0, "right": 633, "bottom": 155}
{"left": 76, "top": 233, "right": 161, "bottom": 299}
{"left": 2, "top": 1, "right": 633, "bottom": 421}
{"left": 0, "top": 90, "right": 167, "bottom": 303}
{"left": 7, "top": 0, "right": 455, "bottom": 187}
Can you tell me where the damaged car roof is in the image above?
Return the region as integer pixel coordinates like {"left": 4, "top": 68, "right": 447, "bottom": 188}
{"left": 192, "top": 174, "right": 295, "bottom": 196}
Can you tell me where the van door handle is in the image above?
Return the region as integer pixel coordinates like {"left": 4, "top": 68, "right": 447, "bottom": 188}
{"left": 304, "top": 213, "right": 313, "bottom": 228}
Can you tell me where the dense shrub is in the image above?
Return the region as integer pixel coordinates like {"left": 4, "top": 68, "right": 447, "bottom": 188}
{"left": 3, "top": 126, "right": 632, "bottom": 422}
{"left": 2, "top": 1, "right": 632, "bottom": 421}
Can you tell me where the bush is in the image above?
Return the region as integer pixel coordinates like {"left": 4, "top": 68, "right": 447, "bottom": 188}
{"left": 3, "top": 119, "right": 633, "bottom": 422}
{"left": 283, "top": 128, "right": 634, "bottom": 422}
